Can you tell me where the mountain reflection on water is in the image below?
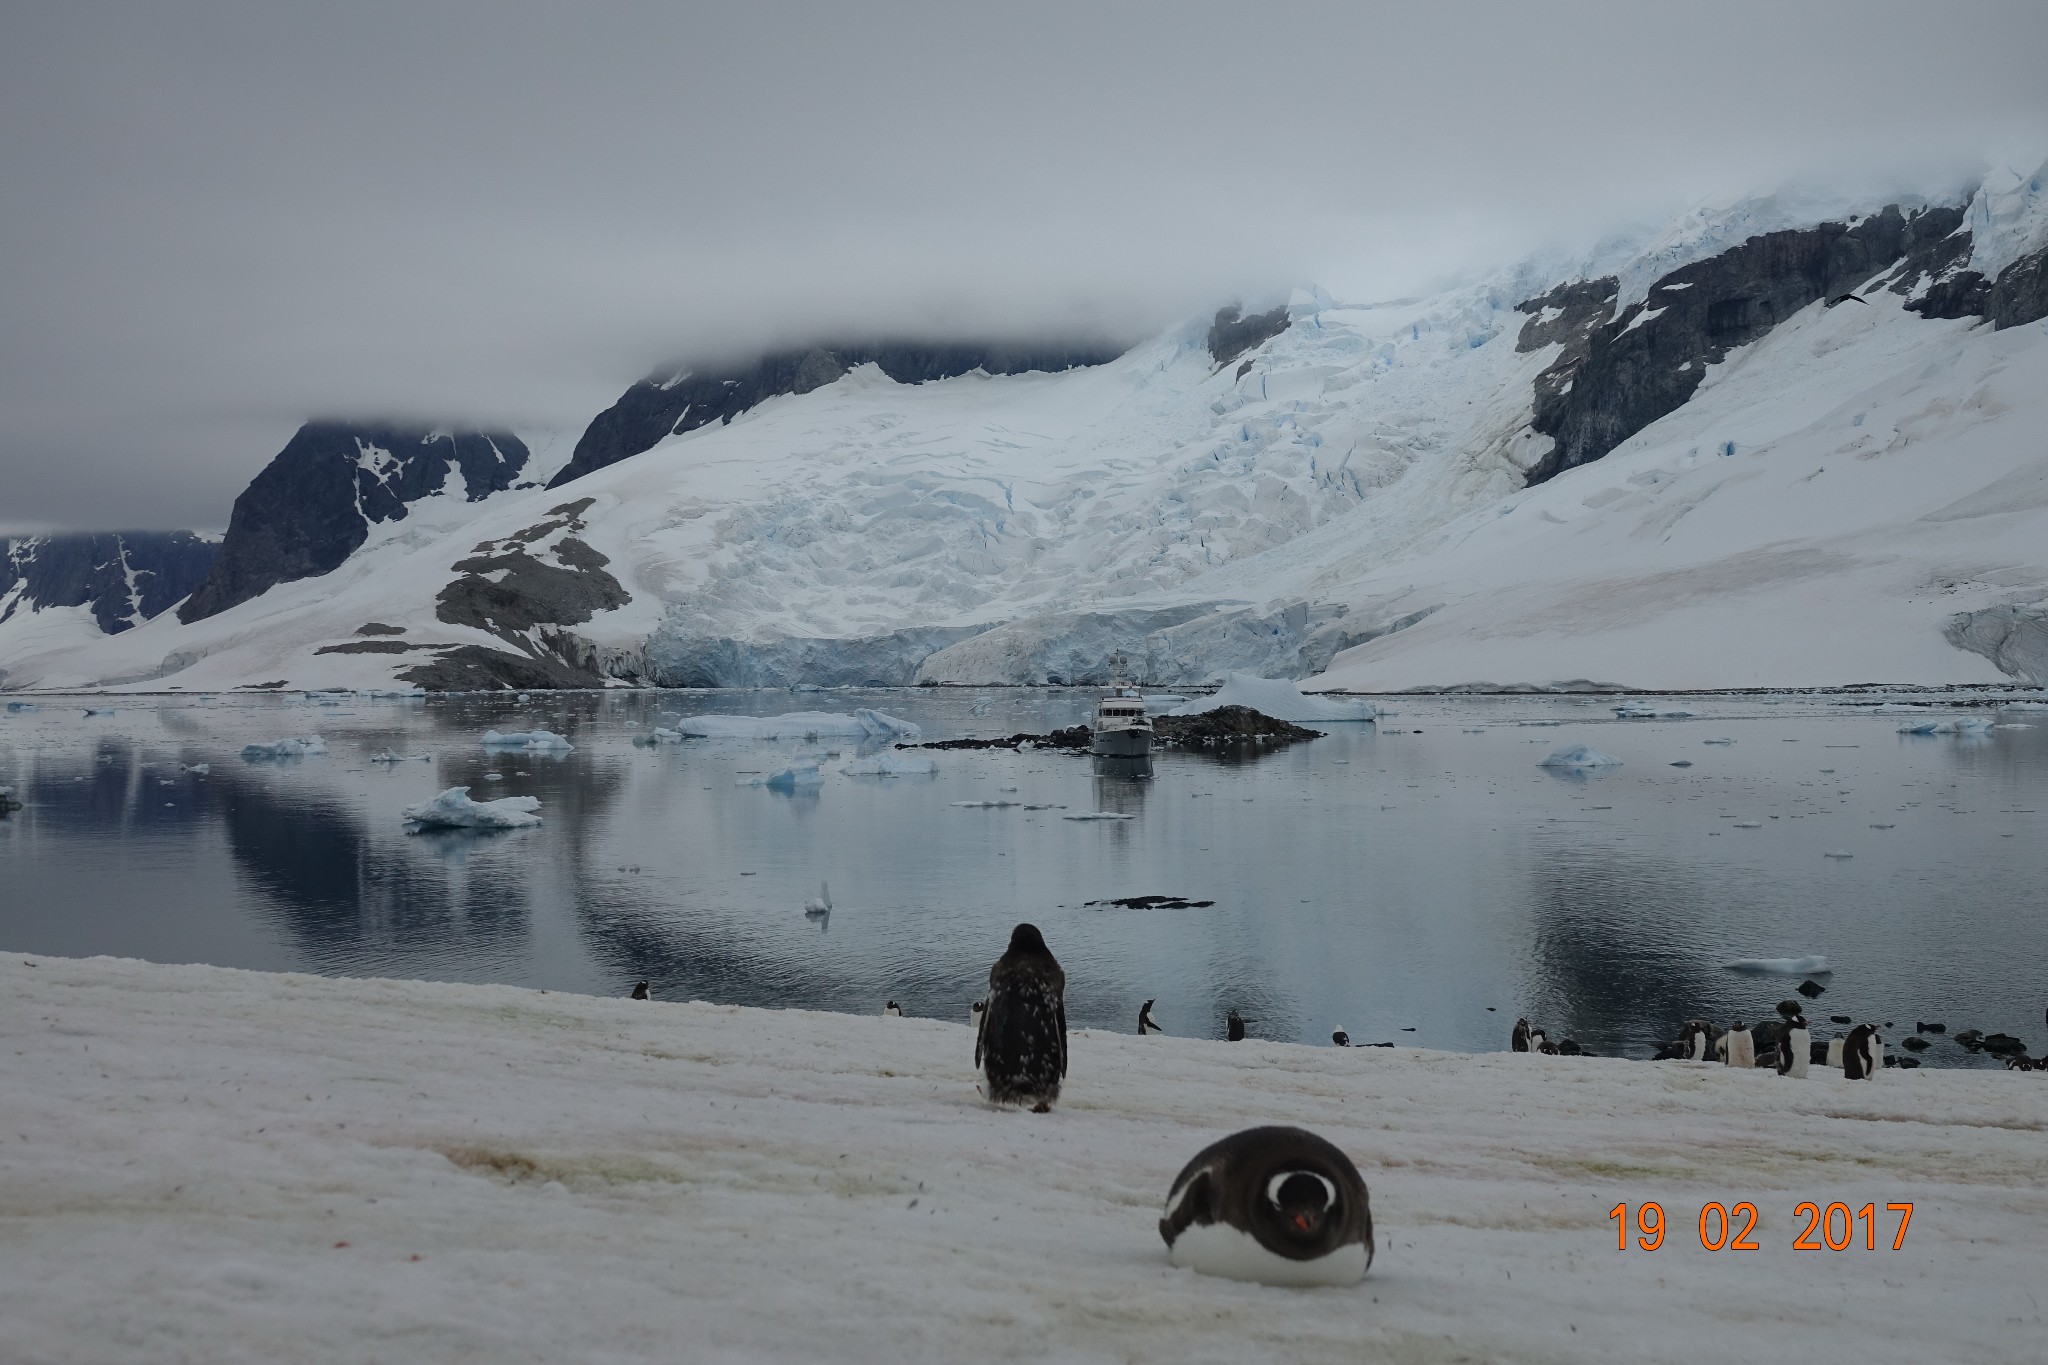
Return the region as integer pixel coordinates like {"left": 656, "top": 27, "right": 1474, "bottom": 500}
{"left": 3, "top": 688, "right": 2045, "bottom": 1064}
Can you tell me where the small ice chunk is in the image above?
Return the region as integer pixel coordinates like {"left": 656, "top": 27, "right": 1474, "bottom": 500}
{"left": 1539, "top": 744, "right": 1623, "bottom": 769}
{"left": 241, "top": 735, "right": 328, "bottom": 759}
{"left": 841, "top": 751, "right": 935, "bottom": 776}
{"left": 1824, "top": 851, "right": 1853, "bottom": 859}
{"left": 953, "top": 800, "right": 1022, "bottom": 809}
{"left": 1723, "top": 955, "right": 1831, "bottom": 975}
{"left": 1063, "top": 811, "right": 1136, "bottom": 821}
{"left": 181, "top": 763, "right": 210, "bottom": 775}
{"left": 1733, "top": 821, "right": 1761, "bottom": 828}
{"left": 632, "top": 728, "right": 685, "bottom": 747}
{"left": 402, "top": 786, "right": 542, "bottom": 830}
{"left": 1702, "top": 737, "right": 1735, "bottom": 745}
{"left": 481, "top": 729, "right": 574, "bottom": 751}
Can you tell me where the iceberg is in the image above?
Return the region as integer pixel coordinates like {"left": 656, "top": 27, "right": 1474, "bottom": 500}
{"left": 241, "top": 736, "right": 328, "bottom": 759}
{"left": 840, "top": 751, "right": 935, "bottom": 776}
{"left": 402, "top": 787, "right": 542, "bottom": 830}
{"left": 1723, "top": 955, "right": 1831, "bottom": 975}
{"left": 677, "top": 709, "right": 920, "bottom": 741}
{"left": 481, "top": 729, "right": 574, "bottom": 751}
{"left": 1166, "top": 674, "right": 1375, "bottom": 723}
{"left": 1538, "top": 744, "right": 1623, "bottom": 769}
{"left": 1896, "top": 717, "right": 1994, "bottom": 735}
{"left": 737, "top": 752, "right": 827, "bottom": 790}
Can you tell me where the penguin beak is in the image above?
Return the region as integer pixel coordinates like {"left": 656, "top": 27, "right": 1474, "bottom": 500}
{"left": 1291, "top": 1212, "right": 1316, "bottom": 1234}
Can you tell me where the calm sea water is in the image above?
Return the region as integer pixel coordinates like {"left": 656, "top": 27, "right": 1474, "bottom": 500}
{"left": 4, "top": 689, "right": 2045, "bottom": 1063}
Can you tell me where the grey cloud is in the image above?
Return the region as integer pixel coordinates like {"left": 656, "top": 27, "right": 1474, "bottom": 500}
{"left": 2, "top": 0, "right": 2043, "bottom": 531}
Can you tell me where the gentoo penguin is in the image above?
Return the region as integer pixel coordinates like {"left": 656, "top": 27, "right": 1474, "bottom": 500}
{"left": 629, "top": 981, "right": 650, "bottom": 1001}
{"left": 1331, "top": 1027, "right": 1350, "bottom": 1048}
{"left": 1826, "top": 1036, "right": 1846, "bottom": 1069}
{"left": 1681, "top": 1020, "right": 1712, "bottom": 1061}
{"left": 1511, "top": 1018, "right": 1533, "bottom": 1052}
{"left": 884, "top": 1000, "right": 903, "bottom": 1017}
{"left": 1724, "top": 1021, "right": 1756, "bottom": 1069}
{"left": 803, "top": 881, "right": 832, "bottom": 917}
{"left": 1159, "top": 1126, "right": 1374, "bottom": 1287}
{"left": 1776, "top": 1015, "right": 1810, "bottom": 1078}
{"left": 1226, "top": 1009, "right": 1247, "bottom": 1042}
{"left": 975, "top": 923, "right": 1067, "bottom": 1112}
{"left": 1843, "top": 1023, "right": 1881, "bottom": 1080}
{"left": 1138, "top": 999, "right": 1164, "bottom": 1036}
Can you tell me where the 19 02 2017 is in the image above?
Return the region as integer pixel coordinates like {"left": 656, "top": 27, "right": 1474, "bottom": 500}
{"left": 1608, "top": 1201, "right": 1914, "bottom": 1250}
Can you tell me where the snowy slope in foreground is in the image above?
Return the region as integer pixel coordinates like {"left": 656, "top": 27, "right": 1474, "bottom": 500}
{"left": 5, "top": 954, "right": 2043, "bottom": 1365}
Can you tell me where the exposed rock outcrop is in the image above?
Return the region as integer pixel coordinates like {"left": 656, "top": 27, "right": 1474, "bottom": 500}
{"left": 2, "top": 532, "right": 218, "bottom": 633}
{"left": 1524, "top": 205, "right": 1969, "bottom": 485}
{"left": 180, "top": 423, "right": 532, "bottom": 623}
{"left": 547, "top": 340, "right": 1128, "bottom": 490}
{"left": 1206, "top": 304, "right": 1290, "bottom": 367}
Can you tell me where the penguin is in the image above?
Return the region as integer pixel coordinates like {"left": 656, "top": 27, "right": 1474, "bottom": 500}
{"left": 1777, "top": 1014, "right": 1810, "bottom": 1078}
{"left": 1510, "top": 1018, "right": 1533, "bottom": 1053}
{"left": 975, "top": 923, "right": 1067, "bottom": 1112}
{"left": 1843, "top": 1023, "right": 1881, "bottom": 1080}
{"left": 1158, "top": 1126, "right": 1374, "bottom": 1287}
{"left": 1139, "top": 999, "right": 1164, "bottom": 1036}
{"left": 1724, "top": 1021, "right": 1755, "bottom": 1069}
{"left": 629, "top": 980, "right": 650, "bottom": 1001}
{"left": 1226, "top": 1009, "right": 1246, "bottom": 1042}
{"left": 1826, "top": 1036, "right": 1846, "bottom": 1069}
{"left": 1680, "top": 1020, "right": 1712, "bottom": 1061}
{"left": 803, "top": 881, "right": 832, "bottom": 917}
{"left": 1331, "top": 1027, "right": 1350, "bottom": 1048}
{"left": 884, "top": 1000, "right": 903, "bottom": 1017}
{"left": 1528, "top": 1026, "right": 1549, "bottom": 1053}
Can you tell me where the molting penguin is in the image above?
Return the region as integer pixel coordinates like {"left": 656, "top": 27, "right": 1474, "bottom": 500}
{"left": 1724, "top": 1021, "right": 1756, "bottom": 1069}
{"left": 1511, "top": 1018, "right": 1533, "bottom": 1053}
{"left": 1331, "top": 1027, "right": 1350, "bottom": 1048}
{"left": 629, "top": 981, "right": 650, "bottom": 1001}
{"left": 1226, "top": 1009, "right": 1246, "bottom": 1042}
{"left": 1777, "top": 1015, "right": 1810, "bottom": 1078}
{"left": 975, "top": 923, "right": 1067, "bottom": 1112}
{"left": 1159, "top": 1126, "right": 1374, "bottom": 1287}
{"left": 1843, "top": 1023, "right": 1882, "bottom": 1080}
{"left": 1138, "top": 999, "right": 1164, "bottom": 1036}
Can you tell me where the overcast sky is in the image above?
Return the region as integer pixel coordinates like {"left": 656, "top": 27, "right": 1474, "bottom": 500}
{"left": 2, "top": 1, "right": 2043, "bottom": 534}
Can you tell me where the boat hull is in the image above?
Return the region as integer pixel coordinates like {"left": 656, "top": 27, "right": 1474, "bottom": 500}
{"left": 1090, "top": 726, "right": 1153, "bottom": 757}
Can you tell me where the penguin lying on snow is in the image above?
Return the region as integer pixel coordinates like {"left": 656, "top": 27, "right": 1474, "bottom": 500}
{"left": 976, "top": 923, "right": 1066, "bottom": 1112}
{"left": 1160, "top": 1126, "right": 1374, "bottom": 1287}
{"left": 1138, "top": 999, "right": 1164, "bottom": 1036}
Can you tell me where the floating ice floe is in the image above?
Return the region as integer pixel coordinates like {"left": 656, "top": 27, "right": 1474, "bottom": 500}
{"left": 954, "top": 799, "right": 1022, "bottom": 809}
{"left": 1723, "top": 955, "right": 1831, "bottom": 975}
{"left": 1538, "top": 744, "right": 1624, "bottom": 769}
{"left": 1701, "top": 737, "right": 1735, "bottom": 745}
{"left": 631, "top": 728, "right": 685, "bottom": 747}
{"left": 181, "top": 763, "right": 210, "bottom": 775}
{"left": 481, "top": 729, "right": 574, "bottom": 751}
{"left": 241, "top": 736, "right": 328, "bottom": 759}
{"left": 841, "top": 751, "right": 935, "bottom": 777}
{"left": 1063, "top": 811, "right": 1135, "bottom": 821}
{"left": 401, "top": 786, "right": 542, "bottom": 830}
{"left": 1613, "top": 701, "right": 1697, "bottom": 718}
{"left": 1824, "top": 851, "right": 1854, "bottom": 859}
{"left": 737, "top": 753, "right": 826, "bottom": 790}
{"left": 5, "top": 701, "right": 36, "bottom": 712}
{"left": 370, "top": 750, "right": 432, "bottom": 763}
{"left": 362, "top": 687, "right": 426, "bottom": 699}
{"left": 1167, "top": 674, "right": 1376, "bottom": 723}
{"left": 679, "top": 709, "right": 921, "bottom": 741}
{"left": 1733, "top": 821, "right": 1761, "bottom": 828}
{"left": 1896, "top": 717, "right": 1994, "bottom": 735}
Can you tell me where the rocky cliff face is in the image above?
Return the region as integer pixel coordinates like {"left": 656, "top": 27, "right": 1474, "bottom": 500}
{"left": 1, "top": 532, "right": 218, "bottom": 633}
{"left": 546, "top": 340, "right": 1128, "bottom": 489}
{"left": 1523, "top": 204, "right": 1970, "bottom": 485}
{"left": 178, "top": 423, "right": 532, "bottom": 623}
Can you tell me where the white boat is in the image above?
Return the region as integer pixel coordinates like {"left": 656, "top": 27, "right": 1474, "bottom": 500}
{"left": 1091, "top": 660, "right": 1153, "bottom": 757}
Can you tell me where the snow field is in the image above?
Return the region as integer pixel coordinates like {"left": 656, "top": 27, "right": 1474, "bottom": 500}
{"left": 2, "top": 954, "right": 2043, "bottom": 1364}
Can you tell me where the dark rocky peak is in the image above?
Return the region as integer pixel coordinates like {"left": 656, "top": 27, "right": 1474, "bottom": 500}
{"left": 1, "top": 531, "right": 219, "bottom": 634}
{"left": 1206, "top": 304, "right": 1291, "bottom": 368}
{"left": 1523, "top": 203, "right": 1969, "bottom": 486}
{"left": 179, "top": 422, "right": 531, "bottom": 624}
{"left": 1902, "top": 237, "right": 2048, "bottom": 330}
{"left": 548, "top": 338, "right": 1129, "bottom": 490}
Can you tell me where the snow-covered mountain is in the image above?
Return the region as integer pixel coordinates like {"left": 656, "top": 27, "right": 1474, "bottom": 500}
{"left": 0, "top": 532, "right": 219, "bottom": 686}
{"left": 7, "top": 163, "right": 2047, "bottom": 694}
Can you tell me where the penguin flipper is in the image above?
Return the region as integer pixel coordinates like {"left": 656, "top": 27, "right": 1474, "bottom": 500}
{"left": 1159, "top": 1168, "right": 1213, "bottom": 1247}
{"left": 1056, "top": 999, "right": 1068, "bottom": 1078}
